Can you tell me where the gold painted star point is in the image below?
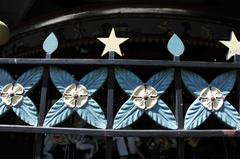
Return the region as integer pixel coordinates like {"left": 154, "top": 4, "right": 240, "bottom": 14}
{"left": 97, "top": 28, "right": 129, "bottom": 56}
{"left": 220, "top": 31, "right": 240, "bottom": 60}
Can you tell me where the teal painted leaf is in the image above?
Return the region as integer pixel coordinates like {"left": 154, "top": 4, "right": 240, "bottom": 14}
{"left": 0, "top": 100, "right": 9, "bottom": 117}
{"left": 181, "top": 70, "right": 209, "bottom": 97}
{"left": 113, "top": 98, "right": 144, "bottom": 129}
{"left": 12, "top": 96, "right": 38, "bottom": 126}
{"left": 44, "top": 97, "right": 74, "bottom": 127}
{"left": 50, "top": 67, "right": 77, "bottom": 94}
{"left": 76, "top": 98, "right": 107, "bottom": 129}
{"left": 43, "top": 32, "right": 58, "bottom": 54}
{"left": 146, "top": 99, "right": 177, "bottom": 129}
{"left": 210, "top": 71, "right": 236, "bottom": 97}
{"left": 214, "top": 101, "right": 240, "bottom": 129}
{"left": 0, "top": 68, "right": 13, "bottom": 91}
{"left": 184, "top": 98, "right": 212, "bottom": 129}
{"left": 167, "top": 34, "right": 185, "bottom": 56}
{"left": 16, "top": 67, "right": 43, "bottom": 93}
{"left": 115, "top": 67, "right": 143, "bottom": 96}
{"left": 146, "top": 69, "right": 174, "bottom": 96}
{"left": 79, "top": 68, "right": 108, "bottom": 96}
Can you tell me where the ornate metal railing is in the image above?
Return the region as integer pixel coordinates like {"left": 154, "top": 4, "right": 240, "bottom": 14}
{"left": 1, "top": 27, "right": 240, "bottom": 159}
{"left": 2, "top": 7, "right": 240, "bottom": 158}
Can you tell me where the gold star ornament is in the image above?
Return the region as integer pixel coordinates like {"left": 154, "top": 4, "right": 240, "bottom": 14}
{"left": 97, "top": 28, "right": 129, "bottom": 56}
{"left": 220, "top": 31, "right": 240, "bottom": 60}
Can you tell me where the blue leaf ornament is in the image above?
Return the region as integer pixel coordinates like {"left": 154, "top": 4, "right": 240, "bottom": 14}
{"left": 50, "top": 67, "right": 77, "bottom": 94}
{"left": 184, "top": 98, "right": 211, "bottom": 129}
{"left": 210, "top": 71, "right": 236, "bottom": 97}
{"left": 214, "top": 101, "right": 240, "bottom": 129}
{"left": 146, "top": 99, "right": 177, "bottom": 129}
{"left": 181, "top": 70, "right": 208, "bottom": 97}
{"left": 146, "top": 69, "right": 174, "bottom": 96}
{"left": 79, "top": 68, "right": 108, "bottom": 96}
{"left": 16, "top": 67, "right": 43, "bottom": 93}
{"left": 113, "top": 99, "right": 144, "bottom": 129}
{"left": 44, "top": 97, "right": 74, "bottom": 127}
{"left": 0, "top": 68, "right": 13, "bottom": 91}
{"left": 76, "top": 98, "right": 107, "bottom": 129}
{"left": 115, "top": 67, "right": 143, "bottom": 96}
{"left": 0, "top": 100, "right": 10, "bottom": 117}
{"left": 12, "top": 96, "right": 39, "bottom": 126}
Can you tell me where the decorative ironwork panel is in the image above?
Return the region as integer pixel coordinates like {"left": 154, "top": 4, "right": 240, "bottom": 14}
{"left": 0, "top": 67, "right": 43, "bottom": 126}
{"left": 182, "top": 70, "right": 240, "bottom": 130}
{"left": 44, "top": 67, "right": 108, "bottom": 129}
{"left": 113, "top": 67, "right": 177, "bottom": 129}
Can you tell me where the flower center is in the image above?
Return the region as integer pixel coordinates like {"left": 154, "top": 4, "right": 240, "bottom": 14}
{"left": 131, "top": 84, "right": 159, "bottom": 110}
{"left": 143, "top": 95, "right": 149, "bottom": 100}
{"left": 0, "top": 83, "right": 24, "bottom": 107}
{"left": 199, "top": 86, "right": 224, "bottom": 111}
{"left": 9, "top": 92, "right": 15, "bottom": 97}
{"left": 73, "top": 94, "right": 79, "bottom": 99}
{"left": 211, "top": 97, "right": 215, "bottom": 102}
{"left": 63, "top": 83, "right": 88, "bottom": 108}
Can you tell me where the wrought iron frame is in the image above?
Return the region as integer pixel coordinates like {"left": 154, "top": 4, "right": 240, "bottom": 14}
{"left": 0, "top": 55, "right": 240, "bottom": 159}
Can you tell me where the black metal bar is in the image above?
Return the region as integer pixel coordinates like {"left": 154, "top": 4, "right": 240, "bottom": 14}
{"left": 107, "top": 53, "right": 115, "bottom": 129}
{"left": 38, "top": 56, "right": 51, "bottom": 126}
{"left": 34, "top": 54, "right": 51, "bottom": 159}
{"left": 106, "top": 52, "right": 115, "bottom": 159}
{"left": 233, "top": 55, "right": 240, "bottom": 159}
{"left": 234, "top": 55, "right": 240, "bottom": 112}
{"left": 0, "top": 125, "right": 239, "bottom": 137}
{"left": 174, "top": 56, "right": 185, "bottom": 159}
{"left": 174, "top": 57, "right": 184, "bottom": 128}
{"left": 0, "top": 58, "right": 239, "bottom": 69}
{"left": 237, "top": 73, "right": 240, "bottom": 112}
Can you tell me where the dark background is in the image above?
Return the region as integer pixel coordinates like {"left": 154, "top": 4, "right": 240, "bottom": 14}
{"left": 0, "top": 0, "right": 240, "bottom": 29}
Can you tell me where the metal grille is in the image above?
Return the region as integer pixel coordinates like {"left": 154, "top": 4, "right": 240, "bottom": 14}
{"left": 0, "top": 54, "right": 240, "bottom": 159}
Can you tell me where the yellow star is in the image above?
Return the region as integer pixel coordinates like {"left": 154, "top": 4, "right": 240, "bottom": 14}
{"left": 220, "top": 31, "right": 240, "bottom": 60}
{"left": 97, "top": 28, "right": 129, "bottom": 56}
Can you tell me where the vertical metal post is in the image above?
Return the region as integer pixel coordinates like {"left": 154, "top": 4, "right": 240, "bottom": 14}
{"left": 106, "top": 52, "right": 115, "bottom": 159}
{"left": 234, "top": 55, "right": 240, "bottom": 112}
{"left": 174, "top": 56, "right": 185, "bottom": 159}
{"left": 34, "top": 54, "right": 51, "bottom": 159}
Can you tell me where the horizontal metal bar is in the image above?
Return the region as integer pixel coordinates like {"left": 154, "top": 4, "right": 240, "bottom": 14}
{"left": 0, "top": 58, "right": 238, "bottom": 69}
{"left": 0, "top": 124, "right": 239, "bottom": 137}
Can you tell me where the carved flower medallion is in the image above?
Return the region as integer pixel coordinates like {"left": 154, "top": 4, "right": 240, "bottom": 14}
{"left": 131, "top": 84, "right": 159, "bottom": 110}
{"left": 63, "top": 84, "right": 88, "bottom": 108}
{"left": 199, "top": 87, "right": 224, "bottom": 111}
{"left": 0, "top": 83, "right": 24, "bottom": 107}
